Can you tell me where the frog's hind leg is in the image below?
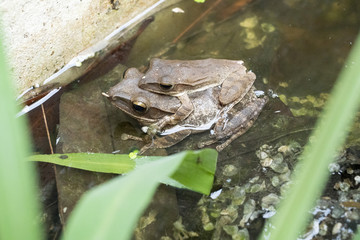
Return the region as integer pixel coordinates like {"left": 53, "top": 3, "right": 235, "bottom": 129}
{"left": 197, "top": 118, "right": 257, "bottom": 151}
{"left": 219, "top": 71, "right": 256, "bottom": 105}
{"left": 215, "top": 118, "right": 256, "bottom": 151}
{"left": 140, "top": 130, "right": 191, "bottom": 154}
{"left": 215, "top": 97, "right": 268, "bottom": 151}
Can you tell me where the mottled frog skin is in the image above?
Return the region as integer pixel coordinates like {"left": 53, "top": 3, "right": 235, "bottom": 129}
{"left": 106, "top": 59, "right": 267, "bottom": 152}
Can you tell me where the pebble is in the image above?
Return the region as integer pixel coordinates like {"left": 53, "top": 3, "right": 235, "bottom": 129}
{"left": 270, "top": 162, "right": 289, "bottom": 174}
{"left": 240, "top": 199, "right": 256, "bottom": 227}
{"left": 332, "top": 222, "right": 342, "bottom": 235}
{"left": 250, "top": 181, "right": 266, "bottom": 193}
{"left": 331, "top": 204, "right": 345, "bottom": 219}
{"left": 345, "top": 210, "right": 360, "bottom": 221}
{"left": 261, "top": 193, "right": 280, "bottom": 210}
{"left": 339, "top": 182, "right": 350, "bottom": 192}
{"left": 261, "top": 157, "right": 273, "bottom": 167}
{"left": 319, "top": 221, "right": 328, "bottom": 236}
{"left": 203, "top": 222, "right": 214, "bottom": 231}
{"left": 222, "top": 164, "right": 238, "bottom": 177}
{"left": 258, "top": 151, "right": 268, "bottom": 159}
{"left": 277, "top": 145, "right": 291, "bottom": 156}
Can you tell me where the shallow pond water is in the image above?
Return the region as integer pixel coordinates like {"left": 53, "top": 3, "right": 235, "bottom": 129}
{"left": 32, "top": 0, "right": 360, "bottom": 239}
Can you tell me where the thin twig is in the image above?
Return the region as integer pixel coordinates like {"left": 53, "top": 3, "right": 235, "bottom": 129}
{"left": 41, "top": 104, "right": 54, "bottom": 154}
{"left": 172, "top": 0, "right": 223, "bottom": 44}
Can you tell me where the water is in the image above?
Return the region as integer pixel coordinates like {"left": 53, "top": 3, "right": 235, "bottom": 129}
{"left": 32, "top": 0, "right": 360, "bottom": 239}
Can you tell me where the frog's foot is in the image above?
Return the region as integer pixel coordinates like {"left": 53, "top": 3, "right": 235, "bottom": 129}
{"left": 197, "top": 139, "right": 217, "bottom": 149}
{"left": 215, "top": 139, "right": 232, "bottom": 152}
{"left": 142, "top": 124, "right": 160, "bottom": 136}
{"left": 142, "top": 115, "right": 174, "bottom": 136}
{"left": 197, "top": 139, "right": 232, "bottom": 152}
{"left": 140, "top": 130, "right": 192, "bottom": 154}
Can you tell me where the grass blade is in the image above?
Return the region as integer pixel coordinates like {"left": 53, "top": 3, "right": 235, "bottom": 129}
{"left": 260, "top": 34, "right": 360, "bottom": 239}
{"left": 0, "top": 33, "right": 43, "bottom": 239}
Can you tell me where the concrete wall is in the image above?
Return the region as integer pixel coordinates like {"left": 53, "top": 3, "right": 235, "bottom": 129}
{"left": 0, "top": 0, "right": 172, "bottom": 94}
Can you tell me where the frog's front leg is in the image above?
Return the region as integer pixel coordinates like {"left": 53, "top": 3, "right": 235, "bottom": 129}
{"left": 145, "top": 94, "right": 194, "bottom": 135}
{"left": 219, "top": 70, "right": 256, "bottom": 105}
{"left": 140, "top": 130, "right": 192, "bottom": 154}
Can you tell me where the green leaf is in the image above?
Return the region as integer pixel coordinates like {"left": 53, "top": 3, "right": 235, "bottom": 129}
{"left": 194, "top": 0, "right": 206, "bottom": 3}
{"left": 29, "top": 153, "right": 141, "bottom": 174}
{"left": 30, "top": 149, "right": 217, "bottom": 195}
{"left": 62, "top": 149, "right": 217, "bottom": 240}
{"left": 0, "top": 32, "right": 43, "bottom": 239}
{"left": 260, "top": 34, "right": 360, "bottom": 239}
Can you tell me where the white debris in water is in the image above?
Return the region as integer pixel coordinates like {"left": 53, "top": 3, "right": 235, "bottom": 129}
{"left": 254, "top": 90, "right": 265, "bottom": 97}
{"left": 263, "top": 211, "right": 276, "bottom": 219}
{"left": 354, "top": 176, "right": 360, "bottom": 185}
{"left": 141, "top": 126, "right": 149, "bottom": 133}
{"left": 210, "top": 189, "right": 222, "bottom": 199}
{"left": 172, "top": 7, "right": 185, "bottom": 13}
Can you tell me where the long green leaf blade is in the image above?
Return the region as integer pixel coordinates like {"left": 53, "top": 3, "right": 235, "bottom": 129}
{"left": 62, "top": 149, "right": 216, "bottom": 240}
{"left": 260, "top": 34, "right": 360, "bottom": 239}
{"left": 0, "top": 32, "right": 43, "bottom": 239}
{"left": 29, "top": 153, "right": 141, "bottom": 174}
{"left": 30, "top": 149, "right": 217, "bottom": 195}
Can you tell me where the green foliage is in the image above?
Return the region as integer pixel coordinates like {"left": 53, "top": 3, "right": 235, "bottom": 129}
{"left": 194, "top": 0, "right": 206, "bottom": 3}
{"left": 0, "top": 34, "right": 43, "bottom": 239}
{"left": 30, "top": 149, "right": 217, "bottom": 195}
{"left": 62, "top": 150, "right": 216, "bottom": 240}
{"left": 260, "top": 35, "right": 360, "bottom": 239}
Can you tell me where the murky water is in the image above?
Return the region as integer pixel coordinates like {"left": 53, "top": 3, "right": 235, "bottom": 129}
{"left": 34, "top": 0, "right": 360, "bottom": 239}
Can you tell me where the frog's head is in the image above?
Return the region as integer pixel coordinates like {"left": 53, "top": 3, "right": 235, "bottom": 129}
{"left": 105, "top": 68, "right": 180, "bottom": 125}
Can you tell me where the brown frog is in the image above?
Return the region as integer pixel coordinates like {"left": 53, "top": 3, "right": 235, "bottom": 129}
{"left": 105, "top": 61, "right": 267, "bottom": 153}
{"left": 136, "top": 58, "right": 257, "bottom": 131}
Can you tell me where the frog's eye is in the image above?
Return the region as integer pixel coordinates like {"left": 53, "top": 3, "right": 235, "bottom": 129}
{"left": 159, "top": 83, "right": 174, "bottom": 91}
{"left": 132, "top": 101, "right": 148, "bottom": 114}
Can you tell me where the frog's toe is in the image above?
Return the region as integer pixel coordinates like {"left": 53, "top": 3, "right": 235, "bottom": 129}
{"left": 139, "top": 144, "right": 152, "bottom": 154}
